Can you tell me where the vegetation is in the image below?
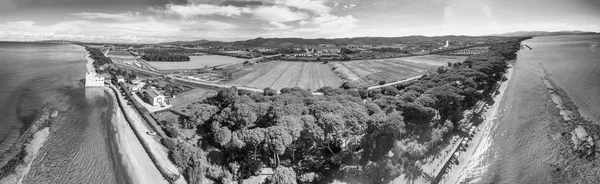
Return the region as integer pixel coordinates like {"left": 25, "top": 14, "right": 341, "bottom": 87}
{"left": 159, "top": 38, "right": 528, "bottom": 183}
{"left": 141, "top": 49, "right": 190, "bottom": 62}
{"left": 85, "top": 47, "right": 111, "bottom": 67}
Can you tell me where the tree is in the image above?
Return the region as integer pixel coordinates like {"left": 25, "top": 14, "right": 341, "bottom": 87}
{"left": 280, "top": 88, "right": 292, "bottom": 94}
{"left": 267, "top": 166, "right": 297, "bottom": 184}
{"left": 215, "top": 127, "right": 232, "bottom": 146}
{"left": 382, "top": 86, "right": 399, "bottom": 96}
{"left": 340, "top": 81, "right": 356, "bottom": 90}
{"left": 164, "top": 125, "right": 180, "bottom": 138}
{"left": 341, "top": 47, "right": 357, "bottom": 55}
{"left": 264, "top": 87, "right": 277, "bottom": 96}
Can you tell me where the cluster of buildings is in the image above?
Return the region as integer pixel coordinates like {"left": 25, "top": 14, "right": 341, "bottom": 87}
{"left": 291, "top": 48, "right": 342, "bottom": 57}
{"left": 86, "top": 72, "right": 166, "bottom": 107}
{"left": 448, "top": 46, "right": 491, "bottom": 56}
{"left": 183, "top": 73, "right": 223, "bottom": 82}
{"left": 124, "top": 79, "right": 167, "bottom": 107}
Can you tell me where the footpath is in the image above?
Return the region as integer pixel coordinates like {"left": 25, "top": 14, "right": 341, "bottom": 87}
{"left": 108, "top": 84, "right": 186, "bottom": 184}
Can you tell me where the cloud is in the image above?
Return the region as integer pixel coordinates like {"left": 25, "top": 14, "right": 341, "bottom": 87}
{"left": 165, "top": 3, "right": 243, "bottom": 18}
{"left": 181, "top": 19, "right": 237, "bottom": 30}
{"left": 309, "top": 14, "right": 358, "bottom": 33}
{"left": 267, "top": 21, "right": 292, "bottom": 29}
{"left": 70, "top": 12, "right": 138, "bottom": 21}
{"left": 253, "top": 6, "right": 308, "bottom": 22}
{"left": 0, "top": 17, "right": 241, "bottom": 42}
{"left": 220, "top": 0, "right": 264, "bottom": 7}
{"left": 276, "top": 0, "right": 331, "bottom": 14}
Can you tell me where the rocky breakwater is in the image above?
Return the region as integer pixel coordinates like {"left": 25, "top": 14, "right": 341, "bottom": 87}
{"left": 0, "top": 104, "right": 59, "bottom": 183}
{"left": 539, "top": 67, "right": 600, "bottom": 159}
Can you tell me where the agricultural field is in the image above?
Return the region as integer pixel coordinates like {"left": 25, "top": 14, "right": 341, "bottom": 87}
{"left": 168, "top": 88, "right": 216, "bottom": 108}
{"left": 331, "top": 55, "right": 467, "bottom": 86}
{"left": 147, "top": 55, "right": 245, "bottom": 70}
{"left": 108, "top": 50, "right": 133, "bottom": 56}
{"left": 226, "top": 61, "right": 342, "bottom": 91}
{"left": 108, "top": 50, "right": 137, "bottom": 62}
{"left": 223, "top": 50, "right": 253, "bottom": 55}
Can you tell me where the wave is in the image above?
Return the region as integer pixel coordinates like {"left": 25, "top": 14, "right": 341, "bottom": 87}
{"left": 590, "top": 42, "right": 598, "bottom": 53}
{"left": 453, "top": 63, "right": 513, "bottom": 183}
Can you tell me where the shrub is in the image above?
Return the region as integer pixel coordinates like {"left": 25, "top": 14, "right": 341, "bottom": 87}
{"left": 164, "top": 125, "right": 180, "bottom": 138}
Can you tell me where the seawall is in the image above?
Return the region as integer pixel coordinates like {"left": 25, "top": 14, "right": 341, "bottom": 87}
{"left": 106, "top": 85, "right": 181, "bottom": 182}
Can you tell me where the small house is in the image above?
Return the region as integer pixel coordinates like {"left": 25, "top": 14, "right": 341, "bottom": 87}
{"left": 116, "top": 75, "right": 126, "bottom": 83}
{"left": 143, "top": 88, "right": 165, "bottom": 106}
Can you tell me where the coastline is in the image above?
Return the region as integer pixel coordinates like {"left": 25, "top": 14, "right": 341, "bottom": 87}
{"left": 0, "top": 106, "right": 56, "bottom": 184}
{"left": 104, "top": 88, "right": 169, "bottom": 184}
{"left": 87, "top": 48, "right": 176, "bottom": 184}
{"left": 444, "top": 62, "right": 515, "bottom": 184}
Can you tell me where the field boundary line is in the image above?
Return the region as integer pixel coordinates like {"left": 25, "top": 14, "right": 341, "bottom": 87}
{"left": 294, "top": 62, "right": 307, "bottom": 87}
{"left": 268, "top": 62, "right": 294, "bottom": 89}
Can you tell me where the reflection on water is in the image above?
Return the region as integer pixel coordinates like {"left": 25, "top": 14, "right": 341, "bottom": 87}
{"left": 458, "top": 35, "right": 600, "bottom": 183}
{"left": 23, "top": 88, "right": 124, "bottom": 184}
{"left": 0, "top": 42, "right": 124, "bottom": 184}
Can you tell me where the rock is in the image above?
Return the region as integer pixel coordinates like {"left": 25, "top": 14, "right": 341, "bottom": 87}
{"left": 570, "top": 126, "right": 597, "bottom": 158}
{"left": 50, "top": 110, "right": 59, "bottom": 118}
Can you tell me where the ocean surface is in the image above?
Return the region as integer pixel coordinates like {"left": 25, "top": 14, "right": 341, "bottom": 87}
{"left": 457, "top": 35, "right": 600, "bottom": 183}
{"left": 0, "top": 42, "right": 125, "bottom": 183}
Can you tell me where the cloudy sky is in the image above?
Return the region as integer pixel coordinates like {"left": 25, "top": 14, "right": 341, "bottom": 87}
{"left": 0, "top": 0, "right": 599, "bottom": 43}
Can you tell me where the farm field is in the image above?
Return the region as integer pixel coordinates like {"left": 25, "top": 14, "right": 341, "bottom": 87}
{"left": 168, "top": 88, "right": 216, "bottom": 108}
{"left": 331, "top": 55, "right": 467, "bottom": 86}
{"left": 402, "top": 55, "right": 468, "bottom": 66}
{"left": 224, "top": 50, "right": 253, "bottom": 55}
{"left": 108, "top": 50, "right": 133, "bottom": 56}
{"left": 226, "top": 61, "right": 342, "bottom": 91}
{"left": 147, "top": 55, "right": 245, "bottom": 70}
{"left": 108, "top": 50, "right": 137, "bottom": 61}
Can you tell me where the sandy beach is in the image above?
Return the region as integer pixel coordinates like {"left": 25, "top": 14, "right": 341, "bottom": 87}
{"left": 443, "top": 63, "right": 514, "bottom": 184}
{"left": 85, "top": 53, "right": 96, "bottom": 74}
{"left": 105, "top": 88, "right": 169, "bottom": 184}
{"left": 87, "top": 50, "right": 176, "bottom": 184}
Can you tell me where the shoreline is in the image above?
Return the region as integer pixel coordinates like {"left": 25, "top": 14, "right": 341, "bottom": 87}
{"left": 444, "top": 62, "right": 515, "bottom": 184}
{"left": 0, "top": 106, "right": 56, "bottom": 184}
{"left": 104, "top": 88, "right": 169, "bottom": 184}
{"left": 86, "top": 48, "right": 175, "bottom": 184}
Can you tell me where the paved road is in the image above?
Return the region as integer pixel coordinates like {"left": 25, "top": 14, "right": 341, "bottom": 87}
{"left": 110, "top": 84, "right": 186, "bottom": 184}
{"left": 367, "top": 75, "right": 423, "bottom": 91}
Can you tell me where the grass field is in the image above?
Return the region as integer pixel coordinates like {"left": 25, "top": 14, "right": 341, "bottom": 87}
{"left": 331, "top": 55, "right": 467, "bottom": 86}
{"left": 108, "top": 50, "right": 133, "bottom": 57}
{"left": 226, "top": 61, "right": 342, "bottom": 91}
{"left": 401, "top": 55, "right": 468, "bottom": 66}
{"left": 169, "top": 88, "right": 216, "bottom": 108}
{"left": 108, "top": 50, "right": 137, "bottom": 61}
{"left": 147, "top": 55, "right": 246, "bottom": 70}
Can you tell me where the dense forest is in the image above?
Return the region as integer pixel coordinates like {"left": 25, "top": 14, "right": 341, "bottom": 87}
{"left": 140, "top": 49, "right": 191, "bottom": 62}
{"left": 162, "top": 36, "right": 509, "bottom": 48}
{"left": 85, "top": 47, "right": 112, "bottom": 67}
{"left": 159, "top": 37, "right": 528, "bottom": 184}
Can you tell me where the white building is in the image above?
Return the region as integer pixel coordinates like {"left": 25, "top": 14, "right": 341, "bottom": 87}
{"left": 116, "top": 75, "right": 126, "bottom": 83}
{"left": 143, "top": 88, "right": 165, "bottom": 106}
{"left": 85, "top": 72, "right": 105, "bottom": 87}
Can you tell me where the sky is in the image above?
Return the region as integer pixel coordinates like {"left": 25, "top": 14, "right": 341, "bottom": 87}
{"left": 0, "top": 0, "right": 599, "bottom": 43}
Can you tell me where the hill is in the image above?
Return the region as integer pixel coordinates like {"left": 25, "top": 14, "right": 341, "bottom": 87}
{"left": 490, "top": 31, "right": 599, "bottom": 37}
{"left": 162, "top": 35, "right": 508, "bottom": 48}
{"left": 160, "top": 39, "right": 215, "bottom": 46}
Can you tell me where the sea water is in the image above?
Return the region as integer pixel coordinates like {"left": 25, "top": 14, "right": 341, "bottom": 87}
{"left": 457, "top": 35, "right": 600, "bottom": 183}
{"left": 0, "top": 42, "right": 125, "bottom": 183}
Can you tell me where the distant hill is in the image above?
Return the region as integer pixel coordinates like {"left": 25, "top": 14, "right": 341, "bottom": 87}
{"left": 34, "top": 40, "right": 82, "bottom": 44}
{"left": 165, "top": 35, "right": 506, "bottom": 48}
{"left": 159, "top": 39, "right": 215, "bottom": 46}
{"left": 490, "top": 31, "right": 599, "bottom": 37}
